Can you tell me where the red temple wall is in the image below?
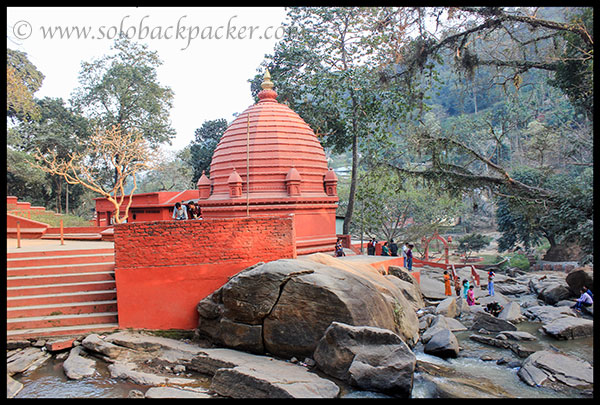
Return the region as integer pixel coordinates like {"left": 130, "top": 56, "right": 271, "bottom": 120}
{"left": 113, "top": 215, "right": 296, "bottom": 330}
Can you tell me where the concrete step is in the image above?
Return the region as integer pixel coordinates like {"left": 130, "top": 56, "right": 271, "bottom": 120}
{"left": 7, "top": 253, "right": 114, "bottom": 268}
{"left": 7, "top": 280, "right": 116, "bottom": 297}
{"left": 7, "top": 271, "right": 115, "bottom": 287}
{"left": 7, "top": 290, "right": 117, "bottom": 308}
{"left": 6, "top": 323, "right": 120, "bottom": 340}
{"left": 7, "top": 248, "right": 114, "bottom": 260}
{"left": 41, "top": 233, "right": 103, "bottom": 241}
{"left": 7, "top": 312, "right": 118, "bottom": 331}
{"left": 7, "top": 262, "right": 115, "bottom": 277}
{"left": 7, "top": 300, "right": 118, "bottom": 318}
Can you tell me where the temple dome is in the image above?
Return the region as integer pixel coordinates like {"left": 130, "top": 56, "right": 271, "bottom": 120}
{"left": 207, "top": 71, "right": 330, "bottom": 200}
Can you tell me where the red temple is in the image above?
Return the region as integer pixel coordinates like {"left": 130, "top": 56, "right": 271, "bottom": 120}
{"left": 195, "top": 70, "right": 339, "bottom": 254}
{"left": 95, "top": 70, "right": 339, "bottom": 254}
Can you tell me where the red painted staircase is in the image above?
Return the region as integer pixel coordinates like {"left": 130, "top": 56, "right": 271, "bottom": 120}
{"left": 7, "top": 248, "right": 119, "bottom": 340}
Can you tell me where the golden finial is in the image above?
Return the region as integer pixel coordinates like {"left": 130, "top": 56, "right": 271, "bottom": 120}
{"left": 261, "top": 69, "right": 274, "bottom": 91}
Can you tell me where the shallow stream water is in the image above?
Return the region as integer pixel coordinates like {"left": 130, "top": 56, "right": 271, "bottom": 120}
{"left": 13, "top": 320, "right": 592, "bottom": 398}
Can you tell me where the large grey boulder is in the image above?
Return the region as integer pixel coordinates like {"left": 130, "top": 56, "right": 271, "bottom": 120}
{"left": 470, "top": 311, "right": 517, "bottom": 332}
{"left": 197, "top": 254, "right": 420, "bottom": 359}
{"left": 7, "top": 347, "right": 50, "bottom": 376}
{"left": 469, "top": 334, "right": 536, "bottom": 358}
{"left": 565, "top": 267, "right": 594, "bottom": 295}
{"left": 421, "top": 315, "right": 450, "bottom": 344}
{"left": 423, "top": 328, "right": 459, "bottom": 359}
{"left": 82, "top": 334, "right": 125, "bottom": 359}
{"left": 498, "top": 301, "right": 524, "bottom": 323}
{"left": 435, "top": 297, "right": 457, "bottom": 318}
{"left": 541, "top": 316, "right": 594, "bottom": 340}
{"left": 203, "top": 350, "right": 340, "bottom": 398}
{"left": 528, "top": 274, "right": 572, "bottom": 305}
{"left": 384, "top": 273, "right": 425, "bottom": 311}
{"left": 518, "top": 350, "right": 593, "bottom": 389}
{"left": 495, "top": 281, "right": 530, "bottom": 296}
{"left": 108, "top": 362, "right": 197, "bottom": 386}
{"left": 313, "top": 322, "right": 416, "bottom": 397}
{"left": 523, "top": 305, "right": 575, "bottom": 323}
{"left": 63, "top": 346, "right": 96, "bottom": 380}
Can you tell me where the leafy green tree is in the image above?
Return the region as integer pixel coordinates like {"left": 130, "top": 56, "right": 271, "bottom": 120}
{"left": 496, "top": 167, "right": 593, "bottom": 262}
{"left": 381, "top": 7, "right": 592, "bottom": 195}
{"left": 71, "top": 38, "right": 175, "bottom": 145}
{"left": 8, "top": 97, "right": 93, "bottom": 212}
{"left": 347, "top": 166, "right": 464, "bottom": 243}
{"left": 251, "top": 7, "right": 411, "bottom": 234}
{"left": 189, "top": 118, "right": 228, "bottom": 183}
{"left": 71, "top": 38, "right": 175, "bottom": 187}
{"left": 548, "top": 7, "right": 593, "bottom": 118}
{"left": 135, "top": 148, "right": 194, "bottom": 193}
{"left": 456, "top": 233, "right": 491, "bottom": 263}
{"left": 7, "top": 48, "right": 44, "bottom": 122}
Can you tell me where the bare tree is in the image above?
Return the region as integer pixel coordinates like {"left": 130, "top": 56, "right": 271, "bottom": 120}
{"left": 32, "top": 124, "right": 157, "bottom": 224}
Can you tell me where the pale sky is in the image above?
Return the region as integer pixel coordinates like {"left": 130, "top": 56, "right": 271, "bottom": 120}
{"left": 7, "top": 7, "right": 288, "bottom": 153}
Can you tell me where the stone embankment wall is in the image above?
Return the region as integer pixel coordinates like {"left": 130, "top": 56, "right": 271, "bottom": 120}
{"left": 113, "top": 215, "right": 296, "bottom": 330}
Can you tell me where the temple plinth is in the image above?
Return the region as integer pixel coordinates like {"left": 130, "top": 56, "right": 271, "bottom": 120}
{"left": 196, "top": 70, "right": 339, "bottom": 254}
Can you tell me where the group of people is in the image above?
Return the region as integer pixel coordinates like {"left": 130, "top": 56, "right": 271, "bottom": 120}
{"left": 172, "top": 201, "right": 202, "bottom": 221}
{"left": 367, "top": 239, "right": 413, "bottom": 261}
{"left": 443, "top": 269, "right": 495, "bottom": 306}
{"left": 366, "top": 239, "right": 415, "bottom": 271}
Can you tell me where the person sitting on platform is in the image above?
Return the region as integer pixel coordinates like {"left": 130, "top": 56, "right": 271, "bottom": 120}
{"left": 335, "top": 239, "right": 346, "bottom": 257}
{"left": 172, "top": 202, "right": 188, "bottom": 220}
{"left": 187, "top": 201, "right": 201, "bottom": 219}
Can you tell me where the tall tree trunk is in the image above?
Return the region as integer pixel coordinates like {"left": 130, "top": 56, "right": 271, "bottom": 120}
{"left": 56, "top": 177, "right": 62, "bottom": 214}
{"left": 343, "top": 104, "right": 359, "bottom": 235}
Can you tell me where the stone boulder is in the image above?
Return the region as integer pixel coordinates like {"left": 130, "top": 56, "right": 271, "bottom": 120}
{"left": 82, "top": 334, "right": 124, "bottom": 359}
{"left": 518, "top": 350, "right": 593, "bottom": 390}
{"left": 496, "top": 331, "right": 536, "bottom": 341}
{"left": 541, "top": 316, "right": 594, "bottom": 340}
{"left": 469, "top": 334, "right": 535, "bottom": 358}
{"left": 144, "top": 387, "right": 213, "bottom": 398}
{"left": 63, "top": 346, "right": 96, "bottom": 380}
{"left": 498, "top": 301, "right": 524, "bottom": 323}
{"left": 313, "top": 322, "right": 416, "bottom": 397}
{"left": 7, "top": 347, "right": 50, "bottom": 376}
{"left": 537, "top": 283, "right": 572, "bottom": 305}
{"left": 384, "top": 274, "right": 425, "bottom": 312}
{"left": 523, "top": 305, "right": 575, "bottom": 324}
{"left": 196, "top": 254, "right": 420, "bottom": 359}
{"left": 565, "top": 268, "right": 594, "bottom": 296}
{"left": 470, "top": 312, "right": 517, "bottom": 333}
{"left": 528, "top": 274, "right": 573, "bottom": 305}
{"left": 191, "top": 348, "right": 340, "bottom": 398}
{"left": 423, "top": 328, "right": 459, "bottom": 359}
{"left": 387, "top": 265, "right": 418, "bottom": 285}
{"left": 435, "top": 297, "right": 457, "bottom": 318}
{"left": 495, "top": 282, "right": 530, "bottom": 296}
{"left": 421, "top": 315, "right": 450, "bottom": 344}
{"left": 108, "top": 362, "right": 198, "bottom": 386}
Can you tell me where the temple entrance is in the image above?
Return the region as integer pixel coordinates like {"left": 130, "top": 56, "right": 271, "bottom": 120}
{"left": 421, "top": 232, "right": 449, "bottom": 265}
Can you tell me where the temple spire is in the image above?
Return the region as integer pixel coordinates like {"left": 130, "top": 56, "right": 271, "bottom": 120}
{"left": 258, "top": 69, "right": 277, "bottom": 101}
{"left": 261, "top": 69, "right": 275, "bottom": 90}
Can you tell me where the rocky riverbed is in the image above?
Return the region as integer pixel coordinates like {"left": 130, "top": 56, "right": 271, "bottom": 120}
{"left": 7, "top": 255, "right": 594, "bottom": 398}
